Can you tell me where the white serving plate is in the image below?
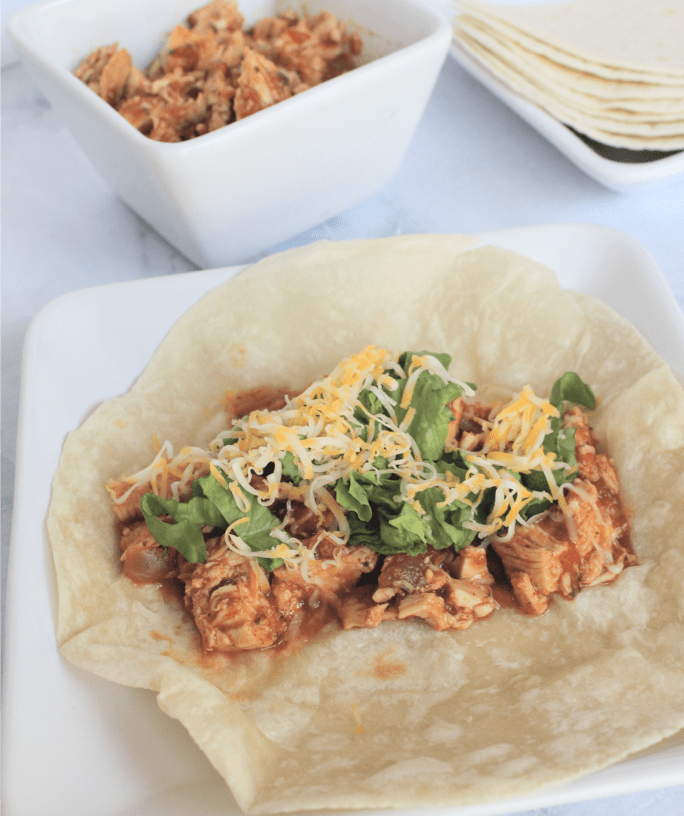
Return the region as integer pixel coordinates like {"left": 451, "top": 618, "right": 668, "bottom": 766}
{"left": 450, "top": 40, "right": 684, "bottom": 194}
{"left": 4, "top": 224, "right": 684, "bottom": 816}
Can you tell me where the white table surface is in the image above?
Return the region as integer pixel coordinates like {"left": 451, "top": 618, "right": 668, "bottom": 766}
{"left": 2, "top": 4, "right": 684, "bottom": 814}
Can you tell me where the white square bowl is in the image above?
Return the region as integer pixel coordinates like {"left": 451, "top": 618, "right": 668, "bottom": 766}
{"left": 8, "top": 0, "right": 451, "bottom": 267}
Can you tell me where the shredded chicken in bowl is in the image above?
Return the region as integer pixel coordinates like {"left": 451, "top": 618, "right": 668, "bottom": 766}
{"left": 74, "top": 1, "right": 363, "bottom": 142}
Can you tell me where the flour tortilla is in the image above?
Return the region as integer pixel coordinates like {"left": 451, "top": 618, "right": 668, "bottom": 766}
{"left": 455, "top": 16, "right": 684, "bottom": 109}
{"left": 454, "top": 0, "right": 684, "bottom": 150}
{"left": 49, "top": 235, "right": 684, "bottom": 814}
{"left": 458, "top": 0, "right": 684, "bottom": 80}
{"left": 455, "top": 29, "right": 684, "bottom": 150}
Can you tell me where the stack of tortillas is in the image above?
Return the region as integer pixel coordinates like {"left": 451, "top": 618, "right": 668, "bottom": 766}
{"left": 453, "top": 0, "right": 684, "bottom": 151}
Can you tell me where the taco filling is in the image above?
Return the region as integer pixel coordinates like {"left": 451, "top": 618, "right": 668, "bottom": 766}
{"left": 107, "top": 346, "right": 634, "bottom": 653}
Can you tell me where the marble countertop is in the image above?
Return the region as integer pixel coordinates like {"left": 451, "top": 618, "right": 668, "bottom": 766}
{"left": 3, "top": 10, "right": 684, "bottom": 815}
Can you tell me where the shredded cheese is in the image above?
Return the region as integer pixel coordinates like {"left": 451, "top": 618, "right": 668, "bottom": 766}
{"left": 115, "top": 347, "right": 583, "bottom": 563}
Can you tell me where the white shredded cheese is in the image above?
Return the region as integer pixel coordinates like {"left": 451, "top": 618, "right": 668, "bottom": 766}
{"left": 115, "top": 347, "right": 582, "bottom": 563}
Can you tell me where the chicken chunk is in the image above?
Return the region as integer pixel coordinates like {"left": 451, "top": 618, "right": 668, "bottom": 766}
{"left": 273, "top": 538, "right": 378, "bottom": 605}
{"left": 107, "top": 481, "right": 150, "bottom": 523}
{"left": 98, "top": 48, "right": 132, "bottom": 106}
{"left": 187, "top": 0, "right": 244, "bottom": 35}
{"left": 452, "top": 546, "right": 494, "bottom": 585}
{"left": 351, "top": 547, "right": 499, "bottom": 632}
{"left": 373, "top": 549, "right": 450, "bottom": 603}
{"left": 74, "top": 44, "right": 119, "bottom": 88}
{"left": 233, "top": 47, "right": 292, "bottom": 119}
{"left": 491, "top": 525, "right": 567, "bottom": 598}
{"left": 250, "top": 11, "right": 361, "bottom": 86}
{"left": 338, "top": 585, "right": 397, "bottom": 630}
{"left": 509, "top": 571, "right": 549, "bottom": 616}
{"left": 397, "top": 582, "right": 496, "bottom": 631}
{"left": 180, "top": 542, "right": 283, "bottom": 652}
{"left": 493, "top": 471, "right": 634, "bottom": 613}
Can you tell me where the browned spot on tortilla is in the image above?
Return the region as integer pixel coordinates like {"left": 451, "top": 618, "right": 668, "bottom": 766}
{"left": 114, "top": 418, "right": 128, "bottom": 428}
{"left": 150, "top": 630, "right": 171, "bottom": 642}
{"left": 360, "top": 647, "right": 407, "bottom": 681}
{"left": 373, "top": 659, "right": 406, "bottom": 680}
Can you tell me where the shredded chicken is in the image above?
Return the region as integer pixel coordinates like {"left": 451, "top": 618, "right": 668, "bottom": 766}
{"left": 176, "top": 535, "right": 378, "bottom": 652}
{"left": 446, "top": 398, "right": 492, "bottom": 452}
{"left": 110, "top": 387, "right": 634, "bottom": 653}
{"left": 454, "top": 545, "right": 494, "bottom": 584}
{"left": 180, "top": 541, "right": 284, "bottom": 651}
{"left": 107, "top": 482, "right": 153, "bottom": 524}
{"left": 491, "top": 409, "right": 634, "bottom": 613}
{"left": 74, "top": 1, "right": 362, "bottom": 142}
{"left": 334, "top": 546, "right": 497, "bottom": 633}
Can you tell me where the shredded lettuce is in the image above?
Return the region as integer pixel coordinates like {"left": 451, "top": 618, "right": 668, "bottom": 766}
{"left": 138, "top": 358, "right": 596, "bottom": 566}
{"left": 336, "top": 367, "right": 594, "bottom": 556}
{"left": 551, "top": 371, "right": 596, "bottom": 411}
{"left": 141, "top": 472, "right": 281, "bottom": 564}
{"left": 140, "top": 492, "right": 225, "bottom": 563}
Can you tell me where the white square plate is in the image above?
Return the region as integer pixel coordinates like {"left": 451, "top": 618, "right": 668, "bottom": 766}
{"left": 450, "top": 41, "right": 684, "bottom": 194}
{"left": 4, "top": 224, "right": 684, "bottom": 816}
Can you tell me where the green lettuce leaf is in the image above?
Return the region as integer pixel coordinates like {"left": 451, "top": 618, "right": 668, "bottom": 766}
{"left": 140, "top": 363, "right": 597, "bottom": 569}
{"left": 392, "top": 351, "right": 466, "bottom": 461}
{"left": 346, "top": 512, "right": 383, "bottom": 550}
{"left": 418, "top": 486, "right": 477, "bottom": 551}
{"left": 280, "top": 451, "right": 303, "bottom": 485}
{"left": 335, "top": 471, "right": 374, "bottom": 521}
{"left": 141, "top": 472, "right": 282, "bottom": 568}
{"left": 378, "top": 503, "right": 430, "bottom": 555}
{"left": 140, "top": 492, "right": 225, "bottom": 563}
{"left": 550, "top": 371, "right": 596, "bottom": 411}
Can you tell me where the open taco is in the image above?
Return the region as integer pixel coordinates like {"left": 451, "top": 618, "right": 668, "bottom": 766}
{"left": 49, "top": 235, "right": 684, "bottom": 814}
